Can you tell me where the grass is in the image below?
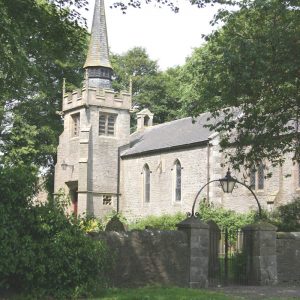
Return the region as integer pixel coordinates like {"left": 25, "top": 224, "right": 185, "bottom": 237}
{"left": 3, "top": 286, "right": 298, "bottom": 299}
{"left": 92, "top": 287, "right": 243, "bottom": 300}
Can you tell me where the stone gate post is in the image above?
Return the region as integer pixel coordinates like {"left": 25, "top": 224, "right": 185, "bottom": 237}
{"left": 242, "top": 222, "right": 277, "bottom": 285}
{"left": 177, "top": 217, "right": 209, "bottom": 288}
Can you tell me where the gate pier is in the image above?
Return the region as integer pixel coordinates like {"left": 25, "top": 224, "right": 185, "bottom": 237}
{"left": 243, "top": 222, "right": 278, "bottom": 285}
{"left": 177, "top": 217, "right": 209, "bottom": 288}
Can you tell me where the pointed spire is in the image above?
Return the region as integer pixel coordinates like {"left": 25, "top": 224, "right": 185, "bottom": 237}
{"left": 84, "top": 0, "right": 113, "bottom": 89}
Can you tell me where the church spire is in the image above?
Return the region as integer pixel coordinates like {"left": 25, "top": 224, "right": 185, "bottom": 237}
{"left": 84, "top": 0, "right": 113, "bottom": 89}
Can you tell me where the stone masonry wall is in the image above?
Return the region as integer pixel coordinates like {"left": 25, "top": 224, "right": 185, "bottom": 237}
{"left": 92, "top": 230, "right": 189, "bottom": 287}
{"left": 276, "top": 232, "right": 300, "bottom": 284}
{"left": 55, "top": 85, "right": 131, "bottom": 217}
{"left": 120, "top": 141, "right": 300, "bottom": 221}
{"left": 120, "top": 146, "right": 209, "bottom": 221}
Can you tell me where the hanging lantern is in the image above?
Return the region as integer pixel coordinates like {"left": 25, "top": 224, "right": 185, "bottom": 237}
{"left": 219, "top": 169, "right": 236, "bottom": 193}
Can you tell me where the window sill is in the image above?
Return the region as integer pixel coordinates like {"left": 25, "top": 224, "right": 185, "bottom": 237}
{"left": 173, "top": 200, "right": 182, "bottom": 206}
{"left": 247, "top": 189, "right": 265, "bottom": 196}
{"left": 98, "top": 135, "right": 116, "bottom": 139}
{"left": 256, "top": 190, "right": 265, "bottom": 194}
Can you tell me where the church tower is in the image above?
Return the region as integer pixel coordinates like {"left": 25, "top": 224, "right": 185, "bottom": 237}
{"left": 54, "top": 0, "right": 131, "bottom": 217}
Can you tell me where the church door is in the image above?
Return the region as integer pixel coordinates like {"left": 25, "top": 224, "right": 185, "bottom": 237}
{"left": 72, "top": 191, "right": 78, "bottom": 217}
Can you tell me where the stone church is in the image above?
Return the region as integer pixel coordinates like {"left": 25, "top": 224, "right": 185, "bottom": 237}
{"left": 54, "top": 0, "right": 300, "bottom": 220}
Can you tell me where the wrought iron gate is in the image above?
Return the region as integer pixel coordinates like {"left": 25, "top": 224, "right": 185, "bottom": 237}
{"left": 208, "top": 221, "right": 248, "bottom": 286}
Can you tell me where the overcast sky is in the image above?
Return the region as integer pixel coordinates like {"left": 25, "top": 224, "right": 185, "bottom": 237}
{"left": 81, "top": 0, "right": 219, "bottom": 70}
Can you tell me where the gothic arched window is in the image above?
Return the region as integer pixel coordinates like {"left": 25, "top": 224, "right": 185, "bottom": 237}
{"left": 249, "top": 162, "right": 264, "bottom": 190}
{"left": 143, "top": 164, "right": 150, "bottom": 203}
{"left": 257, "top": 162, "right": 264, "bottom": 190}
{"left": 174, "top": 160, "right": 182, "bottom": 202}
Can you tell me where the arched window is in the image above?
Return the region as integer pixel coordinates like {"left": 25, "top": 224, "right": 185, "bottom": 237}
{"left": 249, "top": 162, "right": 264, "bottom": 190}
{"left": 143, "top": 164, "right": 150, "bottom": 203}
{"left": 174, "top": 160, "right": 182, "bottom": 202}
{"left": 257, "top": 162, "right": 264, "bottom": 190}
{"left": 250, "top": 169, "right": 256, "bottom": 189}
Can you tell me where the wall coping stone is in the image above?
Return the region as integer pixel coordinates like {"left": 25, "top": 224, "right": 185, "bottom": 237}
{"left": 177, "top": 216, "right": 209, "bottom": 229}
{"left": 243, "top": 221, "right": 277, "bottom": 231}
{"left": 277, "top": 232, "right": 296, "bottom": 239}
{"left": 291, "top": 232, "right": 300, "bottom": 239}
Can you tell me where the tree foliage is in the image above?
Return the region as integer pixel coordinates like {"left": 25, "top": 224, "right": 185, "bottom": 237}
{"left": 0, "top": 176, "right": 112, "bottom": 298}
{"left": 271, "top": 197, "right": 300, "bottom": 231}
{"left": 111, "top": 47, "right": 183, "bottom": 124}
{"left": 0, "top": 0, "right": 88, "bottom": 192}
{"left": 181, "top": 0, "right": 300, "bottom": 170}
{"left": 111, "top": 0, "right": 236, "bottom": 13}
{"left": 198, "top": 201, "right": 256, "bottom": 231}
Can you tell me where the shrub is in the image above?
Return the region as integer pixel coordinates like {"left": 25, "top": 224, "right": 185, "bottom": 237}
{"left": 271, "top": 197, "right": 300, "bottom": 231}
{"left": 79, "top": 214, "right": 104, "bottom": 233}
{"left": 0, "top": 187, "right": 112, "bottom": 298}
{"left": 128, "top": 203, "right": 256, "bottom": 232}
{"left": 198, "top": 201, "right": 256, "bottom": 231}
{"left": 129, "top": 212, "right": 186, "bottom": 230}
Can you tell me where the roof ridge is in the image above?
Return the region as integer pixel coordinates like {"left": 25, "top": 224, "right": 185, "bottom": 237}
{"left": 142, "top": 111, "right": 211, "bottom": 132}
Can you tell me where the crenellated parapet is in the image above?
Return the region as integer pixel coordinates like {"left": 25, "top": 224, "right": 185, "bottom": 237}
{"left": 88, "top": 88, "right": 131, "bottom": 110}
{"left": 62, "top": 88, "right": 87, "bottom": 112}
{"left": 62, "top": 87, "right": 131, "bottom": 113}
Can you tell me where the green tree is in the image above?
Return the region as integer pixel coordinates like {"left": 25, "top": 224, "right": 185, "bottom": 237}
{"left": 181, "top": 0, "right": 300, "bottom": 170}
{"left": 111, "top": 0, "right": 235, "bottom": 13}
{"left": 0, "top": 0, "right": 88, "bottom": 193}
{"left": 111, "top": 47, "right": 183, "bottom": 124}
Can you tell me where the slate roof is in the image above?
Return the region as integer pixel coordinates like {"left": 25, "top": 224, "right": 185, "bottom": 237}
{"left": 84, "top": 0, "right": 112, "bottom": 69}
{"left": 121, "top": 112, "right": 217, "bottom": 157}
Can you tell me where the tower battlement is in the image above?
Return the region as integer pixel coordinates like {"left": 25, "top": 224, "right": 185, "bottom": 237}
{"left": 62, "top": 87, "right": 131, "bottom": 112}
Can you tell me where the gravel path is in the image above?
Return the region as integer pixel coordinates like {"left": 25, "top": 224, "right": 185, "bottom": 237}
{"left": 210, "top": 285, "right": 300, "bottom": 299}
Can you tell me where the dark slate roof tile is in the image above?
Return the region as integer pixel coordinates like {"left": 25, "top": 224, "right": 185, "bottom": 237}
{"left": 121, "top": 112, "right": 216, "bottom": 157}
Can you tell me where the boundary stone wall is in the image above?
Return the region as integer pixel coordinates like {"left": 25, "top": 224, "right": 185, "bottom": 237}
{"left": 92, "top": 230, "right": 189, "bottom": 287}
{"left": 90, "top": 217, "right": 210, "bottom": 288}
{"left": 277, "top": 232, "right": 300, "bottom": 284}
{"left": 90, "top": 220, "right": 300, "bottom": 288}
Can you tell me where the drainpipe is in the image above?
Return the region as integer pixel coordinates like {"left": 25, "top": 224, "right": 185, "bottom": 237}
{"left": 117, "top": 147, "right": 121, "bottom": 213}
{"left": 117, "top": 144, "right": 130, "bottom": 213}
{"left": 207, "top": 140, "right": 211, "bottom": 202}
